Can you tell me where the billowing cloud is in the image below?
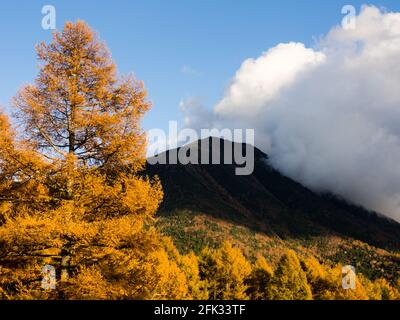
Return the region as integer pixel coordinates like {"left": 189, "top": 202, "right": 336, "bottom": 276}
{"left": 182, "top": 6, "right": 400, "bottom": 221}
{"left": 215, "top": 43, "right": 325, "bottom": 118}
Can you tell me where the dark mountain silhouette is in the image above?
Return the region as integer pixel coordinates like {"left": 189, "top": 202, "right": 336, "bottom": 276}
{"left": 145, "top": 137, "right": 400, "bottom": 251}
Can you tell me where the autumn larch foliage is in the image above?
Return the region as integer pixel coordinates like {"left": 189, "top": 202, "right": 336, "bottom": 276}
{"left": 199, "top": 241, "right": 251, "bottom": 300}
{"left": 0, "top": 21, "right": 187, "bottom": 300}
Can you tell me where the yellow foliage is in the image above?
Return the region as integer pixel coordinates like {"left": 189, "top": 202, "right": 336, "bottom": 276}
{"left": 0, "top": 21, "right": 180, "bottom": 300}
{"left": 372, "top": 278, "right": 400, "bottom": 300}
{"left": 13, "top": 21, "right": 149, "bottom": 174}
{"left": 199, "top": 241, "right": 251, "bottom": 300}
{"left": 269, "top": 250, "right": 312, "bottom": 300}
{"left": 180, "top": 252, "right": 209, "bottom": 300}
{"left": 64, "top": 266, "right": 110, "bottom": 300}
{"left": 316, "top": 264, "right": 369, "bottom": 300}
{"left": 246, "top": 255, "right": 274, "bottom": 300}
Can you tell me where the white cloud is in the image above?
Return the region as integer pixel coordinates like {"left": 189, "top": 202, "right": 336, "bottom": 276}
{"left": 182, "top": 6, "right": 400, "bottom": 221}
{"left": 215, "top": 43, "right": 325, "bottom": 118}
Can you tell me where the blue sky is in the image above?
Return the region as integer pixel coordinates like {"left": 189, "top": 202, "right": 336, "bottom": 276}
{"left": 1, "top": 0, "right": 400, "bottom": 132}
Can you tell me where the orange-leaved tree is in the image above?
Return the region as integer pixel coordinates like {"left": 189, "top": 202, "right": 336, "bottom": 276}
{"left": 0, "top": 21, "right": 190, "bottom": 300}
{"left": 199, "top": 241, "right": 251, "bottom": 300}
{"left": 269, "top": 250, "right": 312, "bottom": 300}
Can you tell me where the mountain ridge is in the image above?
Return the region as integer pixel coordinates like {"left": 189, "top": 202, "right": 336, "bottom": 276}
{"left": 145, "top": 137, "right": 400, "bottom": 251}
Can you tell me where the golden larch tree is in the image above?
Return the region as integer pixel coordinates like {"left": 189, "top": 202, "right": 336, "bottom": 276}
{"left": 246, "top": 255, "right": 274, "bottom": 300}
{"left": 199, "top": 241, "right": 251, "bottom": 300}
{"left": 0, "top": 21, "right": 189, "bottom": 300}
{"left": 269, "top": 250, "right": 312, "bottom": 300}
